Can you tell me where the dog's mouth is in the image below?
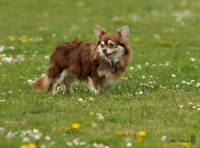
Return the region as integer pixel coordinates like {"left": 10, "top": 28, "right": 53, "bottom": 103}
{"left": 104, "top": 51, "right": 116, "bottom": 57}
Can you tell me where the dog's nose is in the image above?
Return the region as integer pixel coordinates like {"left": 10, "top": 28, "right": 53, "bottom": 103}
{"left": 102, "top": 49, "right": 107, "bottom": 53}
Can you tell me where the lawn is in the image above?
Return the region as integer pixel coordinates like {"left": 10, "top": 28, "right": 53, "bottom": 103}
{"left": 0, "top": 0, "right": 200, "bottom": 148}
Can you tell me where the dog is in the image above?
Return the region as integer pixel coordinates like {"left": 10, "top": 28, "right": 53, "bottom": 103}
{"left": 33, "top": 26, "right": 131, "bottom": 94}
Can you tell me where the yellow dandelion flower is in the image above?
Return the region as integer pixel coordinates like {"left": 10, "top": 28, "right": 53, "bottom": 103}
{"left": 117, "top": 131, "right": 123, "bottom": 135}
{"left": 136, "top": 136, "right": 142, "bottom": 141}
{"left": 52, "top": 127, "right": 56, "bottom": 131}
{"left": 139, "top": 131, "right": 147, "bottom": 137}
{"left": 71, "top": 123, "right": 80, "bottom": 129}
{"left": 182, "top": 142, "right": 190, "bottom": 148}
{"left": 127, "top": 130, "right": 133, "bottom": 135}
{"left": 0, "top": 54, "right": 2, "bottom": 58}
{"left": 121, "top": 76, "right": 124, "bottom": 79}
{"left": 21, "top": 38, "right": 27, "bottom": 43}
{"left": 65, "top": 127, "right": 70, "bottom": 131}
{"left": 77, "top": 34, "right": 81, "bottom": 38}
{"left": 28, "top": 143, "right": 37, "bottom": 148}
{"left": 18, "top": 89, "right": 22, "bottom": 92}
{"left": 89, "top": 111, "right": 94, "bottom": 115}
{"left": 133, "top": 37, "right": 140, "bottom": 42}
{"left": 19, "top": 145, "right": 28, "bottom": 148}
{"left": 10, "top": 38, "right": 16, "bottom": 42}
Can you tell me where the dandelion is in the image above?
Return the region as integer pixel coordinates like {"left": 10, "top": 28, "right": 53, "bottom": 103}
{"left": 10, "top": 38, "right": 16, "bottom": 42}
{"left": 139, "top": 131, "right": 147, "bottom": 137}
{"left": 52, "top": 127, "right": 56, "bottom": 131}
{"left": 71, "top": 123, "right": 80, "bottom": 129}
{"left": 77, "top": 34, "right": 81, "bottom": 38}
{"left": 133, "top": 37, "right": 140, "bottom": 42}
{"left": 21, "top": 39, "right": 28, "bottom": 43}
{"left": 181, "top": 142, "right": 190, "bottom": 148}
{"left": 117, "top": 131, "right": 123, "bottom": 135}
{"left": 172, "top": 74, "right": 176, "bottom": 77}
{"left": 127, "top": 131, "right": 133, "bottom": 135}
{"left": 89, "top": 111, "right": 94, "bottom": 115}
{"left": 18, "top": 89, "right": 22, "bottom": 92}
{"left": 28, "top": 143, "right": 37, "bottom": 148}
{"left": 19, "top": 145, "right": 28, "bottom": 148}
{"left": 65, "top": 127, "right": 70, "bottom": 131}
{"left": 136, "top": 136, "right": 142, "bottom": 141}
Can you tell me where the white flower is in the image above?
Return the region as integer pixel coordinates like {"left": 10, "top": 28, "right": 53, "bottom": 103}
{"left": 176, "top": 85, "right": 179, "bottom": 89}
{"left": 22, "top": 137, "right": 30, "bottom": 142}
{"left": 129, "top": 67, "right": 134, "bottom": 70}
{"left": 191, "top": 80, "right": 195, "bottom": 83}
{"left": 142, "top": 76, "right": 146, "bottom": 79}
{"left": 79, "top": 98, "right": 83, "bottom": 102}
{"left": 52, "top": 33, "right": 56, "bottom": 37}
{"left": 139, "top": 91, "right": 143, "bottom": 95}
{"left": 196, "top": 83, "right": 200, "bottom": 87}
{"left": 73, "top": 139, "right": 79, "bottom": 146}
{"left": 172, "top": 74, "right": 176, "bottom": 77}
{"left": 193, "top": 106, "right": 196, "bottom": 109}
{"left": 187, "top": 82, "right": 191, "bottom": 85}
{"left": 150, "top": 75, "right": 153, "bottom": 78}
{"left": 135, "top": 92, "right": 139, "bottom": 95}
{"left": 145, "top": 62, "right": 149, "bottom": 65}
{"left": 40, "top": 144, "right": 46, "bottom": 148}
{"left": 79, "top": 141, "right": 86, "bottom": 145}
{"left": 97, "top": 115, "right": 104, "bottom": 121}
{"left": 66, "top": 142, "right": 73, "bottom": 146}
{"left": 33, "top": 129, "right": 39, "bottom": 133}
{"left": 126, "top": 142, "right": 132, "bottom": 147}
{"left": 0, "top": 127, "right": 5, "bottom": 132}
{"left": 190, "top": 58, "right": 195, "bottom": 62}
{"left": 182, "top": 81, "right": 186, "bottom": 84}
{"left": 92, "top": 123, "right": 97, "bottom": 127}
{"left": 161, "top": 135, "right": 167, "bottom": 141}
{"left": 44, "top": 55, "right": 49, "bottom": 59}
{"left": 49, "top": 141, "right": 55, "bottom": 146}
{"left": 89, "top": 97, "right": 94, "bottom": 101}
{"left": 180, "top": 105, "right": 183, "bottom": 108}
{"left": 45, "top": 136, "right": 51, "bottom": 140}
{"left": 188, "top": 103, "right": 193, "bottom": 105}
{"left": 34, "top": 134, "right": 41, "bottom": 140}
{"left": 197, "top": 108, "right": 200, "bottom": 111}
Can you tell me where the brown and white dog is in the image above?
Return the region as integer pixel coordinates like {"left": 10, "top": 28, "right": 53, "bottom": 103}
{"left": 33, "top": 26, "right": 131, "bottom": 94}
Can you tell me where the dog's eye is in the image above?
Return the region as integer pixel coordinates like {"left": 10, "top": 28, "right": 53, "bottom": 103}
{"left": 109, "top": 43, "right": 115, "bottom": 47}
{"left": 101, "top": 44, "right": 104, "bottom": 48}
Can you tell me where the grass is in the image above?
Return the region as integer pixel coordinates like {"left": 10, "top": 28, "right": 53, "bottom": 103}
{"left": 0, "top": 0, "right": 200, "bottom": 147}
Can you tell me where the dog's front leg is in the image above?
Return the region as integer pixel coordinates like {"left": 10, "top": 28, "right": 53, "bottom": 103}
{"left": 88, "top": 72, "right": 99, "bottom": 94}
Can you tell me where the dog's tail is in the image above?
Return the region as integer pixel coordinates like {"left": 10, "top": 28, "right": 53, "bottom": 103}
{"left": 33, "top": 75, "right": 53, "bottom": 92}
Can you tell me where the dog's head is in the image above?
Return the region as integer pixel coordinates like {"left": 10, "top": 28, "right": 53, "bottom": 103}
{"left": 94, "top": 26, "right": 130, "bottom": 62}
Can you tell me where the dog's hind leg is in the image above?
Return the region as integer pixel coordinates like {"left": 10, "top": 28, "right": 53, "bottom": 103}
{"left": 87, "top": 72, "right": 100, "bottom": 94}
{"left": 64, "top": 75, "right": 75, "bottom": 93}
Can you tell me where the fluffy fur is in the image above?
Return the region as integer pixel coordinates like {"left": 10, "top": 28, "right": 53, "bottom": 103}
{"left": 33, "top": 26, "right": 131, "bottom": 94}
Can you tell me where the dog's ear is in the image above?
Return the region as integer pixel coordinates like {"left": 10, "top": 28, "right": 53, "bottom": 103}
{"left": 94, "top": 26, "right": 106, "bottom": 39}
{"left": 117, "top": 26, "right": 129, "bottom": 40}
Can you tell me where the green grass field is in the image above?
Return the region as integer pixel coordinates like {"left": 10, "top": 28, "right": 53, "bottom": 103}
{"left": 1, "top": 0, "right": 200, "bottom": 148}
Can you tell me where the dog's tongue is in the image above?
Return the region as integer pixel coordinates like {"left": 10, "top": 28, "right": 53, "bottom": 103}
{"left": 110, "top": 68, "right": 116, "bottom": 73}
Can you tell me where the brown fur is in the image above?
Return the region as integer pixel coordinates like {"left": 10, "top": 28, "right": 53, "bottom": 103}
{"left": 33, "top": 26, "right": 131, "bottom": 94}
